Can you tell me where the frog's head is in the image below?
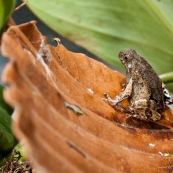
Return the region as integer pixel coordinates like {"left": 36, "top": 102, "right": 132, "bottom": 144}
{"left": 119, "top": 49, "right": 137, "bottom": 69}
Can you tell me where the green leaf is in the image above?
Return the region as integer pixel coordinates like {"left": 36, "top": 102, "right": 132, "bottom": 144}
{"left": 0, "top": 86, "right": 17, "bottom": 162}
{"left": 0, "top": 0, "right": 16, "bottom": 36}
{"left": 0, "top": 86, "right": 13, "bottom": 115}
{"left": 26, "top": 0, "right": 173, "bottom": 76}
{"left": 0, "top": 107, "right": 16, "bottom": 153}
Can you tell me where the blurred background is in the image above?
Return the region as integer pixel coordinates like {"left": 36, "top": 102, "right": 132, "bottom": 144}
{"left": 1, "top": 0, "right": 173, "bottom": 88}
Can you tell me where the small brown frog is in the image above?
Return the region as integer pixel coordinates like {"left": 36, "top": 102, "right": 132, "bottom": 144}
{"left": 105, "top": 49, "right": 173, "bottom": 121}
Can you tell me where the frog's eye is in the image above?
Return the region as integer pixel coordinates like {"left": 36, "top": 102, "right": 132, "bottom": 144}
{"left": 124, "top": 56, "right": 128, "bottom": 60}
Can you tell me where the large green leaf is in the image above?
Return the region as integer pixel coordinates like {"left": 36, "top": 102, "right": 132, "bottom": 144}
{"left": 26, "top": 0, "right": 173, "bottom": 75}
{"left": 0, "top": 0, "right": 16, "bottom": 36}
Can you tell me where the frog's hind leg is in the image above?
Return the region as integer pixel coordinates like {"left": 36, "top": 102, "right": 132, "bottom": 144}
{"left": 130, "top": 107, "right": 148, "bottom": 121}
{"left": 132, "top": 108, "right": 161, "bottom": 121}
{"left": 132, "top": 113, "right": 148, "bottom": 121}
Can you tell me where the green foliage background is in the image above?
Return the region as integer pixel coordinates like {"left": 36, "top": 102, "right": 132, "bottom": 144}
{"left": 0, "top": 86, "right": 17, "bottom": 165}
{"left": 26, "top": 0, "right": 173, "bottom": 77}
{"left": 0, "top": 0, "right": 17, "bottom": 164}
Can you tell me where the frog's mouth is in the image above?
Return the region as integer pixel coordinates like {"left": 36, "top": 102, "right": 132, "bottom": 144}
{"left": 120, "top": 60, "right": 127, "bottom": 69}
{"left": 119, "top": 58, "right": 128, "bottom": 69}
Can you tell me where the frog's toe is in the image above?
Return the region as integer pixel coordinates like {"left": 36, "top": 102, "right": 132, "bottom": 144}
{"left": 104, "top": 93, "right": 117, "bottom": 105}
{"left": 108, "top": 99, "right": 118, "bottom": 106}
{"left": 104, "top": 93, "right": 111, "bottom": 99}
{"left": 126, "top": 113, "right": 133, "bottom": 118}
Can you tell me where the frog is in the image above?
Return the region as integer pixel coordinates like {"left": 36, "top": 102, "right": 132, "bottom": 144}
{"left": 105, "top": 49, "right": 173, "bottom": 121}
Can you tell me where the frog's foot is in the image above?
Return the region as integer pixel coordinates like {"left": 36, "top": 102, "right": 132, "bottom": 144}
{"left": 132, "top": 114, "right": 148, "bottom": 121}
{"left": 115, "top": 104, "right": 132, "bottom": 114}
{"left": 148, "top": 110, "right": 161, "bottom": 121}
{"left": 104, "top": 93, "right": 118, "bottom": 106}
{"left": 104, "top": 93, "right": 131, "bottom": 114}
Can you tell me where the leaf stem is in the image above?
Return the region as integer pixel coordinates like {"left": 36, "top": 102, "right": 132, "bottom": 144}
{"left": 159, "top": 72, "right": 173, "bottom": 84}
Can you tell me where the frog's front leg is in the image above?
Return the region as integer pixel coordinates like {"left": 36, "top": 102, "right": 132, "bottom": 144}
{"left": 105, "top": 77, "right": 133, "bottom": 106}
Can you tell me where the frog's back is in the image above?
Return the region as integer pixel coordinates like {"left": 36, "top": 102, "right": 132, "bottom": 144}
{"left": 137, "top": 56, "right": 164, "bottom": 110}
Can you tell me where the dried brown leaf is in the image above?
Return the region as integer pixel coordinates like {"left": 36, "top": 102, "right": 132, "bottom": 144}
{"left": 1, "top": 21, "right": 173, "bottom": 173}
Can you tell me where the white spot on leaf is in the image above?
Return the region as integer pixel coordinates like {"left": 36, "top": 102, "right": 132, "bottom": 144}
{"left": 149, "top": 143, "right": 155, "bottom": 147}
{"left": 87, "top": 88, "right": 94, "bottom": 94}
{"left": 159, "top": 151, "right": 170, "bottom": 157}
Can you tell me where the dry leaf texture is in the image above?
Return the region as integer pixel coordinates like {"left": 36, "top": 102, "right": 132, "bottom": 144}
{"left": 1, "top": 21, "right": 173, "bottom": 173}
